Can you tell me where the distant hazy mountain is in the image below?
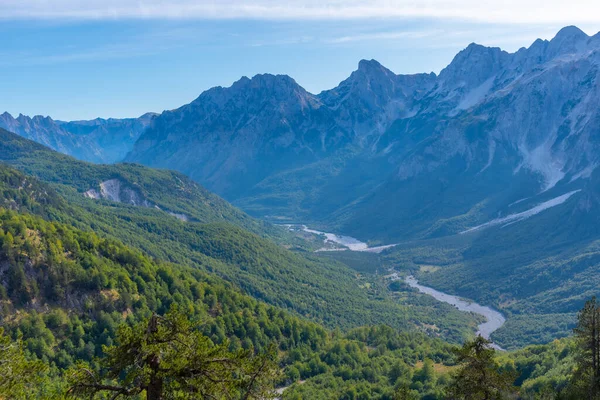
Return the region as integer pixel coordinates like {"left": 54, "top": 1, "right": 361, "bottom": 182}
{"left": 0, "top": 112, "right": 155, "bottom": 163}
{"left": 56, "top": 113, "right": 157, "bottom": 162}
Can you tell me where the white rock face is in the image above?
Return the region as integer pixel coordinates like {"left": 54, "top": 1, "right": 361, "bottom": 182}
{"left": 455, "top": 76, "right": 495, "bottom": 111}
{"left": 99, "top": 179, "right": 122, "bottom": 202}
{"left": 84, "top": 179, "right": 189, "bottom": 221}
{"left": 83, "top": 189, "right": 100, "bottom": 199}
{"left": 168, "top": 212, "right": 189, "bottom": 222}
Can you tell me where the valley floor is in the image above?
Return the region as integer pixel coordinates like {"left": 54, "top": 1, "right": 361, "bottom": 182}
{"left": 294, "top": 223, "right": 574, "bottom": 351}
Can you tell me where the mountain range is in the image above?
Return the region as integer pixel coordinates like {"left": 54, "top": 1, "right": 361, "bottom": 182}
{"left": 0, "top": 111, "right": 155, "bottom": 163}
{"left": 9, "top": 26, "right": 593, "bottom": 246}
{"left": 108, "top": 26, "right": 587, "bottom": 246}
{"left": 3, "top": 25, "right": 600, "bottom": 349}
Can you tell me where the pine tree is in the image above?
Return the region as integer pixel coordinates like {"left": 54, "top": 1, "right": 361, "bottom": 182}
{"left": 572, "top": 296, "right": 600, "bottom": 399}
{"left": 449, "top": 336, "right": 516, "bottom": 400}
{"left": 67, "top": 306, "right": 279, "bottom": 399}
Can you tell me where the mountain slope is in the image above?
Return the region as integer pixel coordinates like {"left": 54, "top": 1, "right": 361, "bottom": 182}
{"left": 126, "top": 74, "right": 343, "bottom": 198}
{"left": 334, "top": 26, "right": 600, "bottom": 241}
{"left": 0, "top": 165, "right": 584, "bottom": 400}
{"left": 0, "top": 127, "right": 268, "bottom": 234}
{"left": 1, "top": 200, "right": 550, "bottom": 400}
{"left": 56, "top": 113, "right": 156, "bottom": 162}
{"left": 0, "top": 129, "right": 480, "bottom": 341}
{"left": 0, "top": 202, "right": 336, "bottom": 386}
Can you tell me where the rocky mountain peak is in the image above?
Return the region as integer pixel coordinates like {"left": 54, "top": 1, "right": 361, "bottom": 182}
{"left": 505, "top": 27, "right": 599, "bottom": 78}
{"left": 0, "top": 111, "right": 151, "bottom": 163}
{"left": 139, "top": 112, "right": 159, "bottom": 119}
{"left": 195, "top": 73, "right": 315, "bottom": 110}
{"left": 31, "top": 115, "right": 55, "bottom": 123}
{"left": 0, "top": 112, "right": 18, "bottom": 130}
{"left": 316, "top": 59, "right": 434, "bottom": 143}
{"left": 319, "top": 59, "right": 400, "bottom": 105}
{"left": 229, "top": 73, "right": 304, "bottom": 93}
{"left": 553, "top": 25, "right": 588, "bottom": 43}
{"left": 439, "top": 43, "right": 508, "bottom": 86}
{"left": 251, "top": 72, "right": 298, "bottom": 85}
{"left": 352, "top": 59, "right": 397, "bottom": 82}
{"left": 356, "top": 59, "right": 389, "bottom": 74}
{"left": 546, "top": 25, "right": 591, "bottom": 59}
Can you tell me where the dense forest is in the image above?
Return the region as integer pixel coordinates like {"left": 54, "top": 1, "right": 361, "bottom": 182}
{"left": 0, "top": 201, "right": 464, "bottom": 399}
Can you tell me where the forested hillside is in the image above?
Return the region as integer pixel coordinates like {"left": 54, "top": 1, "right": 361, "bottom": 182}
{"left": 382, "top": 189, "right": 600, "bottom": 349}
{"left": 0, "top": 131, "right": 481, "bottom": 342}
{"left": 0, "top": 167, "right": 518, "bottom": 398}
{"left": 0, "top": 128, "right": 270, "bottom": 236}
{"left": 0, "top": 202, "right": 594, "bottom": 399}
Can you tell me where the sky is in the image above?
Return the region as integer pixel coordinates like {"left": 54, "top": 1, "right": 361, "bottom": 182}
{"left": 2, "top": 1, "right": 600, "bottom": 121}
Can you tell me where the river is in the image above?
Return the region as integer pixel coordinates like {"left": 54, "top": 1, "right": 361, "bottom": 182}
{"left": 301, "top": 225, "right": 369, "bottom": 250}
{"left": 291, "top": 225, "right": 506, "bottom": 348}
{"left": 404, "top": 275, "right": 506, "bottom": 350}
{"left": 298, "top": 225, "right": 398, "bottom": 253}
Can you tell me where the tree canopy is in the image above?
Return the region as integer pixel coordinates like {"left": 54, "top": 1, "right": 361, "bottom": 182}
{"left": 68, "top": 307, "right": 279, "bottom": 400}
{"left": 449, "top": 336, "right": 516, "bottom": 400}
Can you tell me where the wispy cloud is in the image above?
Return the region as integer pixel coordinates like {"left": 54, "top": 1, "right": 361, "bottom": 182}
{"left": 326, "top": 29, "right": 444, "bottom": 44}
{"left": 2, "top": 0, "right": 600, "bottom": 25}
{"left": 0, "top": 38, "right": 178, "bottom": 67}
{"left": 250, "top": 36, "right": 316, "bottom": 47}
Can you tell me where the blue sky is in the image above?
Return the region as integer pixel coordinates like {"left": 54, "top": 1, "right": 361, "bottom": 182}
{"left": 2, "top": 1, "right": 600, "bottom": 121}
